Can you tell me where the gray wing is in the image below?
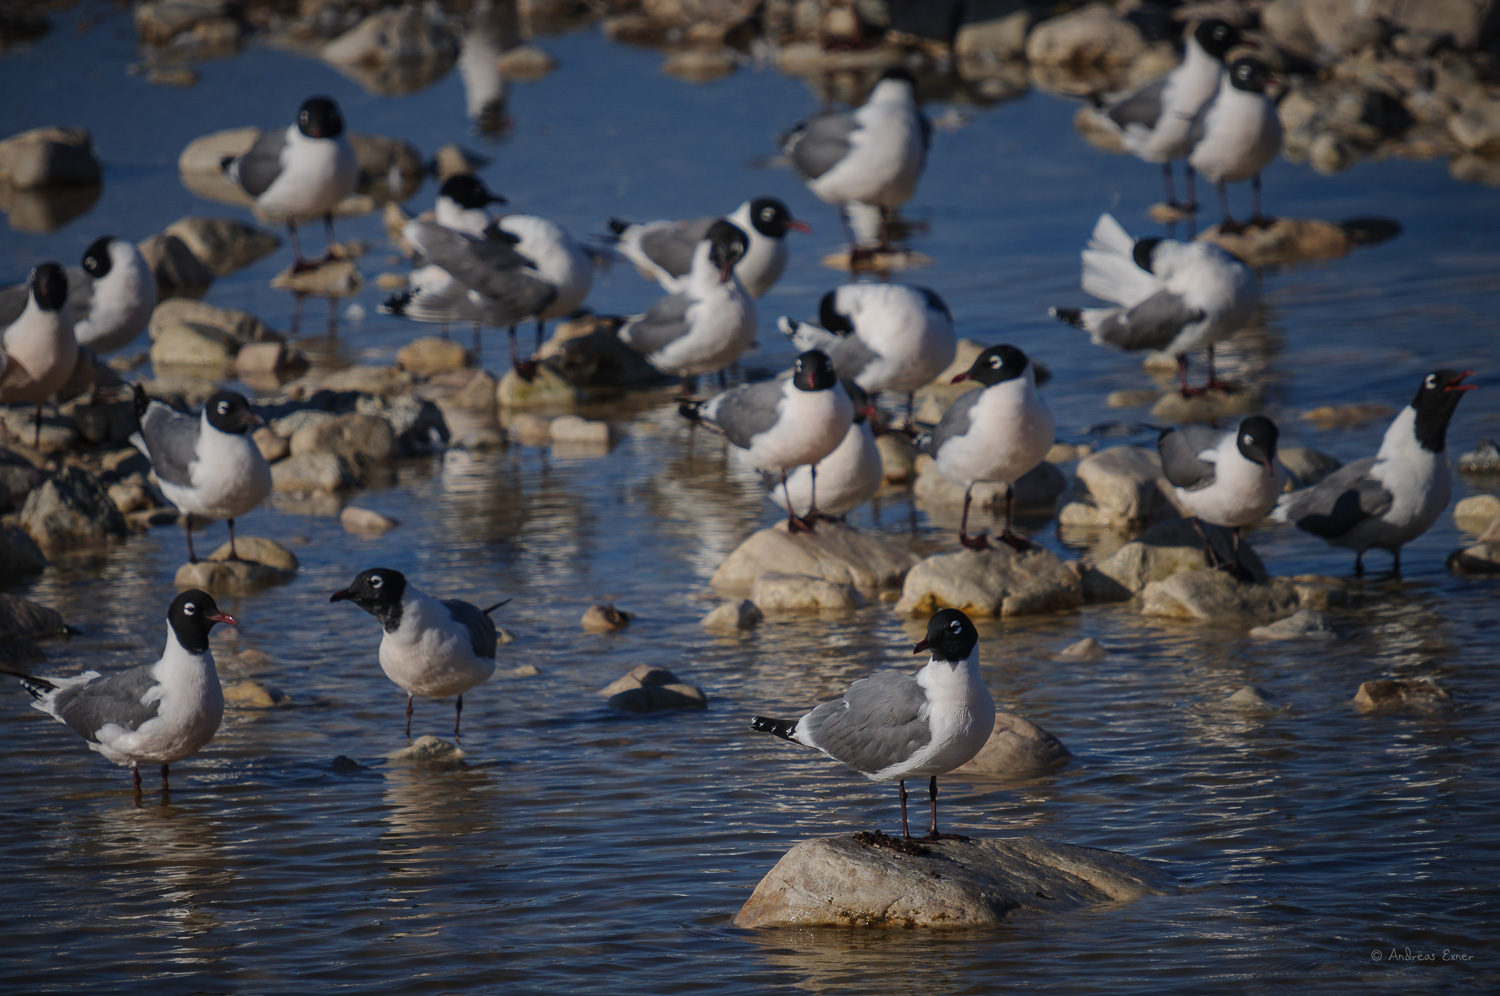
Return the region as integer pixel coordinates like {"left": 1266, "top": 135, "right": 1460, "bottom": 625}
{"left": 0, "top": 282, "right": 27, "bottom": 327}
{"left": 821, "top": 331, "right": 882, "bottom": 383}
{"left": 638, "top": 217, "right": 714, "bottom": 278}
{"left": 782, "top": 111, "right": 860, "bottom": 180}
{"left": 1157, "top": 425, "right": 1221, "bottom": 490}
{"left": 803, "top": 669, "right": 931, "bottom": 775}
{"left": 51, "top": 666, "right": 162, "bottom": 743}
{"left": 441, "top": 599, "right": 497, "bottom": 659}
{"left": 136, "top": 401, "right": 199, "bottom": 487}
{"left": 407, "top": 222, "right": 556, "bottom": 324}
{"left": 1105, "top": 76, "right": 1166, "bottom": 130}
{"left": 65, "top": 266, "right": 92, "bottom": 319}
{"left": 1094, "top": 290, "right": 1203, "bottom": 351}
{"left": 1280, "top": 457, "right": 1392, "bottom": 539}
{"left": 705, "top": 378, "right": 787, "bottom": 449}
{"left": 925, "top": 389, "right": 984, "bottom": 459}
{"left": 230, "top": 128, "right": 288, "bottom": 197}
{"left": 619, "top": 294, "right": 695, "bottom": 357}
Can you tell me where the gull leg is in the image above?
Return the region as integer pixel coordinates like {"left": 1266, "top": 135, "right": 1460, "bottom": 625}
{"left": 997, "top": 482, "right": 1033, "bottom": 551}
{"left": 959, "top": 482, "right": 990, "bottom": 550}
{"left": 455, "top": 694, "right": 463, "bottom": 737}
{"left": 288, "top": 220, "right": 313, "bottom": 272}
{"left": 322, "top": 213, "right": 341, "bottom": 263}
{"left": 1191, "top": 516, "right": 1223, "bottom": 569}
{"left": 133, "top": 762, "right": 141, "bottom": 796}
{"left": 1354, "top": 552, "right": 1365, "bottom": 579}
{"left": 405, "top": 693, "right": 414, "bottom": 738}
{"left": 917, "top": 776, "right": 971, "bottom": 843}
{"left": 905, "top": 392, "right": 916, "bottom": 434}
{"left": 1249, "top": 174, "right": 1275, "bottom": 228}
{"left": 1226, "top": 528, "right": 1255, "bottom": 582}
{"left": 508, "top": 326, "right": 537, "bottom": 381}
{"left": 784, "top": 472, "right": 814, "bottom": 534}
{"left": 227, "top": 518, "right": 240, "bottom": 561}
{"left": 899, "top": 779, "right": 910, "bottom": 839}
{"left": 1183, "top": 164, "right": 1198, "bottom": 212}
{"left": 33, "top": 402, "right": 42, "bottom": 449}
{"left": 805, "top": 465, "right": 823, "bottom": 528}
{"left": 1392, "top": 548, "right": 1401, "bottom": 577}
{"left": 161, "top": 763, "right": 170, "bottom": 793}
{"left": 1205, "top": 344, "right": 1237, "bottom": 394}
{"left": 184, "top": 516, "right": 198, "bottom": 564}
{"left": 1217, "top": 181, "right": 1245, "bottom": 235}
{"left": 534, "top": 317, "right": 545, "bottom": 355}
{"left": 1162, "top": 162, "right": 1177, "bottom": 207}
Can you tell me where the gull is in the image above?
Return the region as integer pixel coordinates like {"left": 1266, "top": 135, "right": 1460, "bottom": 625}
{"left": 766, "top": 381, "right": 882, "bottom": 521}
{"left": 0, "top": 262, "right": 78, "bottom": 448}
{"left": 608, "top": 196, "right": 809, "bottom": 298}
{"left": 1188, "top": 57, "right": 1283, "bottom": 233}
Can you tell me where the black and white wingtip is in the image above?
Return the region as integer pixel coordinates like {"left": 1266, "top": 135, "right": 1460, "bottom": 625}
{"left": 751, "top": 716, "right": 800, "bottom": 742}
{"left": 1, "top": 669, "right": 58, "bottom": 700}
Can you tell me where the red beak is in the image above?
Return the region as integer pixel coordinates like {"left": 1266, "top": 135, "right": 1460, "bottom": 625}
{"left": 1446, "top": 370, "right": 1478, "bottom": 391}
{"left": 243, "top": 412, "right": 265, "bottom": 428}
{"left": 208, "top": 611, "right": 236, "bottom": 626}
{"left": 330, "top": 589, "right": 350, "bottom": 603}
{"left": 912, "top": 638, "right": 930, "bottom": 655}
{"left": 950, "top": 371, "right": 971, "bottom": 384}
{"left": 787, "top": 220, "right": 812, "bottom": 233}
{"left": 718, "top": 262, "right": 733, "bottom": 284}
{"left": 1262, "top": 459, "right": 1275, "bottom": 477}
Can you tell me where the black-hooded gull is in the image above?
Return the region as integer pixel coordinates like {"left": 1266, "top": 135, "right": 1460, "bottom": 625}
{"left": 608, "top": 196, "right": 809, "bottom": 299}
{"left": 765, "top": 381, "right": 881, "bottom": 521}
{"left": 1159, "top": 415, "right": 1286, "bottom": 578}
{"left": 0, "top": 262, "right": 78, "bottom": 448}
{"left": 1188, "top": 57, "right": 1283, "bottom": 233}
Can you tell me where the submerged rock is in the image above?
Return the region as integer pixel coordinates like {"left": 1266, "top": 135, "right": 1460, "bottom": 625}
{"left": 600, "top": 663, "right": 707, "bottom": 712}
{"left": 0, "top": 526, "right": 46, "bottom": 581}
{"left": 711, "top": 521, "right": 918, "bottom": 597}
{"left": 1139, "top": 570, "right": 1302, "bottom": 625}
{"left": 0, "top": 126, "right": 102, "bottom": 189}
{"left": 1082, "top": 518, "right": 1268, "bottom": 603}
{"left": 396, "top": 335, "right": 470, "bottom": 377}
{"left": 701, "top": 599, "right": 763, "bottom": 634}
{"left": 1249, "top": 609, "right": 1335, "bottom": 641}
{"left": 390, "top": 735, "right": 464, "bottom": 761}
{"left": 896, "top": 545, "right": 1083, "bottom": 618}
{"left": 341, "top": 506, "right": 399, "bottom": 533}
{"left": 1224, "top": 685, "right": 1278, "bottom": 711}
{"left": 163, "top": 216, "right": 278, "bottom": 276}
{"left": 1353, "top": 678, "right": 1453, "bottom": 712}
{"left": 536, "top": 317, "right": 663, "bottom": 391}
{"left": 733, "top": 834, "right": 1175, "bottom": 929}
{"left": 139, "top": 232, "right": 215, "bottom": 300}
{"left": 1198, "top": 219, "right": 1354, "bottom": 267}
{"left": 953, "top": 713, "right": 1071, "bottom": 779}
{"left": 0, "top": 593, "right": 65, "bottom": 640}
{"left": 223, "top": 679, "right": 292, "bottom": 709}
{"left": 581, "top": 604, "right": 631, "bottom": 633}
{"left": 1055, "top": 636, "right": 1106, "bottom": 661}
{"left": 1453, "top": 493, "right": 1500, "bottom": 532}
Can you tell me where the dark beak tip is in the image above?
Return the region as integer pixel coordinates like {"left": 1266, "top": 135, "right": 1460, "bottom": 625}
{"left": 950, "top": 372, "right": 970, "bottom": 385}
{"left": 330, "top": 590, "right": 348, "bottom": 603}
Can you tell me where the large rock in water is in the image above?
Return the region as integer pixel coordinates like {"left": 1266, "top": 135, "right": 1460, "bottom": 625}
{"left": 733, "top": 834, "right": 1175, "bottom": 928}
{"left": 954, "top": 713, "right": 1071, "bottom": 779}
{"left": 711, "top": 521, "right": 918, "bottom": 597}
{"left": 19, "top": 467, "right": 127, "bottom": 551}
{"left": 1056, "top": 446, "right": 1181, "bottom": 533}
{"left": 896, "top": 545, "right": 1083, "bottom": 618}
{"left": 1082, "top": 518, "right": 1268, "bottom": 602}
{"left": 1139, "top": 569, "right": 1302, "bottom": 625}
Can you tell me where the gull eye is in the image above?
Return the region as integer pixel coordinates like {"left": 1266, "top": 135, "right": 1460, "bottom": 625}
{"left": 183, "top": 603, "right": 196, "bottom": 615}
{"left": 761, "top": 208, "right": 774, "bottom": 221}
{"left": 217, "top": 401, "right": 229, "bottom": 414}
{"left": 949, "top": 620, "right": 962, "bottom": 633}
{"left": 1425, "top": 374, "right": 1437, "bottom": 389}
{"left": 370, "top": 575, "right": 383, "bottom": 589}
{"left": 989, "top": 355, "right": 1001, "bottom": 368}
{"left": 1243, "top": 434, "right": 1253, "bottom": 445}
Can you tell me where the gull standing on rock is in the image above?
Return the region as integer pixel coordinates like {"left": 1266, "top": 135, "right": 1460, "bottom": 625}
{"left": 752, "top": 608, "right": 994, "bottom": 841}
{"left": 618, "top": 219, "right": 755, "bottom": 394}
{"left": 221, "top": 95, "right": 358, "bottom": 272}
{"left": 780, "top": 283, "right": 956, "bottom": 427}
{"left": 680, "top": 350, "right": 853, "bottom": 532}
{"left": 130, "top": 385, "right": 270, "bottom": 564}
{"left": 766, "top": 381, "right": 882, "bottom": 522}
{"left": 1188, "top": 57, "right": 1283, "bottom": 233}
{"left": 781, "top": 66, "right": 930, "bottom": 256}
{"left": 0, "top": 262, "right": 78, "bottom": 449}
{"left": 924, "top": 344, "right": 1053, "bottom": 551}
{"left": 1, "top": 589, "right": 233, "bottom": 795}
{"left": 331, "top": 568, "right": 508, "bottom": 737}
{"left": 1099, "top": 19, "right": 1245, "bottom": 209}
{"left": 0, "top": 238, "right": 156, "bottom": 360}
{"left": 1274, "top": 370, "right": 1476, "bottom": 577}
{"left": 1158, "top": 415, "right": 1286, "bottom": 578}
{"left": 608, "top": 196, "right": 810, "bottom": 298}
{"left": 1050, "top": 213, "right": 1256, "bottom": 395}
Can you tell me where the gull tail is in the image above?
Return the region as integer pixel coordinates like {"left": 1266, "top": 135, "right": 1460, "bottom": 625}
{"left": 1050, "top": 307, "right": 1084, "bottom": 328}
{"left": 606, "top": 217, "right": 633, "bottom": 238}
{"left": 1, "top": 669, "right": 56, "bottom": 700}
{"left": 751, "top": 716, "right": 801, "bottom": 743}
{"left": 381, "top": 291, "right": 413, "bottom": 316}
{"left": 1081, "top": 213, "right": 1157, "bottom": 306}
{"left": 678, "top": 399, "right": 707, "bottom": 425}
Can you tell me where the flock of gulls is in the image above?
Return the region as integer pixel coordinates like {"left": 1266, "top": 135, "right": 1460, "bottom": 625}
{"left": 0, "top": 19, "right": 1481, "bottom": 836}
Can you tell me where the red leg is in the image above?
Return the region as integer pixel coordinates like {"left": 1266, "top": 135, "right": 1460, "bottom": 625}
{"left": 916, "top": 776, "right": 971, "bottom": 843}
{"left": 997, "top": 483, "right": 1033, "bottom": 551}
{"left": 405, "top": 693, "right": 414, "bottom": 738}
{"left": 454, "top": 694, "right": 463, "bottom": 737}
{"left": 899, "top": 779, "right": 910, "bottom": 839}
{"left": 784, "top": 472, "right": 814, "bottom": 534}
{"left": 959, "top": 483, "right": 990, "bottom": 550}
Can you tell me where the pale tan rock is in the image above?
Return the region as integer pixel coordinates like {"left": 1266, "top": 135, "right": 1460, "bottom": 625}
{"left": 0, "top": 126, "right": 101, "bottom": 188}
{"left": 506, "top": 413, "right": 553, "bottom": 445}
{"left": 138, "top": 232, "right": 215, "bottom": 299}
{"left": 955, "top": 8, "right": 1033, "bottom": 61}
{"left": 107, "top": 478, "right": 155, "bottom": 514}
{"left": 290, "top": 413, "right": 397, "bottom": 466}
{"left": 223, "top": 679, "right": 292, "bottom": 709}
{"left": 163, "top": 216, "right": 278, "bottom": 276}
{"left": 497, "top": 364, "right": 577, "bottom": 409}
{"left": 174, "top": 558, "right": 292, "bottom": 594}
{"left": 271, "top": 452, "right": 360, "bottom": 494}
{"left": 711, "top": 521, "right": 918, "bottom": 596}
{"left": 608, "top": 683, "right": 708, "bottom": 713}
{"left": 549, "top": 415, "right": 613, "bottom": 446}
{"left": 581, "top": 603, "right": 631, "bottom": 633}
{"left": 1081, "top": 518, "right": 1267, "bottom": 602}
{"left": 341, "top": 506, "right": 399, "bottom": 533}
{"left": 701, "top": 599, "right": 763, "bottom": 634}
{"left": 271, "top": 259, "right": 362, "bottom": 296}
{"left": 876, "top": 433, "right": 918, "bottom": 483}
{"left": 1447, "top": 539, "right": 1500, "bottom": 575}
{"left": 449, "top": 370, "right": 499, "bottom": 414}
{"left": 1299, "top": 402, "right": 1394, "bottom": 429}
{"left": 1225, "top": 685, "right": 1277, "bottom": 711}
{"left": 1454, "top": 493, "right": 1500, "bottom": 532}
{"left": 953, "top": 713, "right": 1070, "bottom": 779}
{"left": 1249, "top": 609, "right": 1335, "bottom": 640}
{"left": 1056, "top": 446, "right": 1180, "bottom": 532}
{"left": 896, "top": 546, "right": 1083, "bottom": 618}
{"left": 1055, "top": 637, "right": 1106, "bottom": 661}
{"left": 390, "top": 735, "right": 464, "bottom": 761}
{"left": 234, "top": 341, "right": 306, "bottom": 377}
{"left": 1025, "top": 4, "right": 1145, "bottom": 66}
{"left": 914, "top": 460, "right": 1068, "bottom": 510}
{"left": 535, "top": 315, "right": 663, "bottom": 390}
{"left": 1150, "top": 388, "right": 1263, "bottom": 423}
{"left": 1198, "top": 218, "right": 1353, "bottom": 267}
{"left": 599, "top": 665, "right": 680, "bottom": 698}
{"left": 1353, "top": 677, "right": 1452, "bottom": 712}
{"left": 663, "top": 49, "right": 737, "bottom": 82}
{"left": 252, "top": 427, "right": 290, "bottom": 463}
{"left": 396, "top": 336, "right": 471, "bottom": 376}
{"left": 316, "top": 365, "right": 412, "bottom": 396}
{"left": 497, "top": 43, "right": 557, "bottom": 81}
{"left": 751, "top": 572, "right": 866, "bottom": 612}
{"left": 1139, "top": 570, "right": 1301, "bottom": 625}
{"left": 19, "top": 467, "right": 126, "bottom": 551}
{"left": 733, "top": 834, "right": 1175, "bottom": 929}
{"left": 207, "top": 536, "right": 297, "bottom": 572}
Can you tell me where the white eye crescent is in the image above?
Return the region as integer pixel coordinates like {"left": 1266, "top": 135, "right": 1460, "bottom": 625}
{"left": 989, "top": 355, "right": 1002, "bottom": 368}
{"left": 370, "top": 576, "right": 383, "bottom": 589}
{"left": 184, "top": 603, "right": 196, "bottom": 615}
{"left": 949, "top": 620, "right": 962, "bottom": 633}
{"left": 1243, "top": 434, "right": 1253, "bottom": 445}
{"left": 1425, "top": 374, "right": 1437, "bottom": 389}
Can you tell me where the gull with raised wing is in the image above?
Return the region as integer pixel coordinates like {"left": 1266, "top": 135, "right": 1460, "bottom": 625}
{"left": 608, "top": 196, "right": 809, "bottom": 298}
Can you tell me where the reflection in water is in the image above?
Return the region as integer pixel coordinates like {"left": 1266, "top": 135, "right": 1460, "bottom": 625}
{"left": 0, "top": 182, "right": 101, "bottom": 233}
{"left": 458, "top": 0, "right": 518, "bottom": 136}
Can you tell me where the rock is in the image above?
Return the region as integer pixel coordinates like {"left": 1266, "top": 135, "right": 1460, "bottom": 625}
{"left": 0, "top": 593, "right": 65, "bottom": 639}
{"left": 290, "top": 412, "right": 398, "bottom": 467}
{"left": 0, "top": 526, "right": 46, "bottom": 580}
{"left": 914, "top": 460, "right": 1068, "bottom": 511}
{"left": 19, "top": 466, "right": 126, "bottom": 551}
{"left": 1279, "top": 446, "right": 1343, "bottom": 489}
{"left": 953, "top": 713, "right": 1070, "bottom": 779}
{"left": 1454, "top": 493, "right": 1500, "bottom": 531}
{"left": 955, "top": 7, "right": 1033, "bottom": 63}
{"left": 1198, "top": 218, "right": 1353, "bottom": 267}
{"left": 1150, "top": 388, "right": 1263, "bottom": 423}
{"left": 322, "top": 10, "right": 459, "bottom": 99}
{"left": 507, "top": 413, "right": 552, "bottom": 446}
{"left": 1249, "top": 609, "right": 1336, "bottom": 640}
{"left": 223, "top": 679, "right": 292, "bottom": 709}
{"left": 1056, "top": 637, "right": 1106, "bottom": 661}
{"left": 1446, "top": 539, "right": 1500, "bottom": 575}
{"left": 497, "top": 43, "right": 557, "bottom": 81}
{"left": 448, "top": 369, "right": 499, "bottom": 414}
{"left": 0, "top": 126, "right": 101, "bottom": 188}
{"left": 1082, "top": 518, "right": 1267, "bottom": 602}
{"left": 733, "top": 834, "right": 1175, "bottom": 929}
{"left": 1457, "top": 438, "right": 1500, "bottom": 473}
{"left": 1305, "top": 0, "right": 1498, "bottom": 52}
{"left": 390, "top": 735, "right": 464, "bottom": 761}
{"left": 896, "top": 545, "right": 1083, "bottom": 619}
{"left": 138, "top": 232, "right": 215, "bottom": 300}
{"left": 147, "top": 66, "right": 199, "bottom": 88}
{"left": 207, "top": 536, "right": 298, "bottom": 572}
{"left": 751, "top": 572, "right": 866, "bottom": 612}
{"left": 701, "top": 599, "right": 763, "bottom": 634}
{"left": 317, "top": 365, "right": 413, "bottom": 396}
{"left": 107, "top": 477, "right": 156, "bottom": 514}
{"left": 1299, "top": 402, "right": 1394, "bottom": 429}
{"left": 67, "top": 399, "right": 136, "bottom": 447}
{"left": 1047, "top": 442, "right": 1092, "bottom": 464}
{"left": 270, "top": 259, "right": 361, "bottom": 296}
{"left": 1225, "top": 685, "right": 1277, "bottom": 711}
{"left": 535, "top": 315, "right": 664, "bottom": 390}
{"left": 0, "top": 448, "right": 44, "bottom": 512}
{"left": 271, "top": 451, "right": 360, "bottom": 494}
{"left": 149, "top": 323, "right": 232, "bottom": 370}
{"left": 0, "top": 182, "right": 102, "bottom": 234}
{"left": 234, "top": 341, "right": 307, "bottom": 378}
{"left": 341, "top": 506, "right": 399, "bottom": 533}
{"left": 497, "top": 363, "right": 577, "bottom": 409}
{"left": 1353, "top": 677, "right": 1453, "bottom": 712}
{"left": 0, "top": 410, "right": 76, "bottom": 455}
{"left": 1139, "top": 570, "right": 1302, "bottom": 625}
{"left": 599, "top": 664, "right": 681, "bottom": 698}
{"left": 549, "top": 415, "right": 613, "bottom": 447}
{"left": 174, "top": 557, "right": 292, "bottom": 594}
{"left": 663, "top": 49, "right": 737, "bottom": 82}
{"left": 711, "top": 521, "right": 919, "bottom": 597}
{"left": 395, "top": 335, "right": 471, "bottom": 378}
{"left": 607, "top": 683, "right": 709, "bottom": 713}
{"left": 163, "top": 216, "right": 278, "bottom": 276}
{"left": 1056, "top": 447, "right": 1180, "bottom": 533}
{"left": 1024, "top": 4, "right": 1145, "bottom": 67}
{"left": 875, "top": 433, "right": 917, "bottom": 483}
{"left": 135, "top": 0, "right": 234, "bottom": 45}
{"left": 581, "top": 603, "right": 631, "bottom": 633}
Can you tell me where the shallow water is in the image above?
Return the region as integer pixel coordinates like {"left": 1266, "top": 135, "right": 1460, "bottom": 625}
{"left": 3, "top": 7, "right": 1500, "bottom": 993}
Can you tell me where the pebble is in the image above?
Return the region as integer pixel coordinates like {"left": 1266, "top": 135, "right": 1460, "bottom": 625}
{"left": 1249, "top": 609, "right": 1336, "bottom": 641}
{"left": 1353, "top": 678, "right": 1453, "bottom": 713}
{"left": 581, "top": 604, "right": 631, "bottom": 633}
{"left": 548, "top": 415, "right": 613, "bottom": 446}
{"left": 1224, "top": 685, "right": 1277, "bottom": 711}
{"left": 700, "top": 599, "right": 763, "bottom": 635}
{"left": 389, "top": 735, "right": 465, "bottom": 762}
{"left": 223, "top": 679, "right": 292, "bottom": 709}
{"left": 1055, "top": 637, "right": 1106, "bottom": 661}
{"left": 341, "top": 506, "right": 399, "bottom": 533}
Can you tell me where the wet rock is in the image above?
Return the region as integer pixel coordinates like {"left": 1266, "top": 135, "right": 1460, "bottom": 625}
{"left": 1353, "top": 677, "right": 1453, "bottom": 712}
{"left": 711, "top": 521, "right": 919, "bottom": 597}
{"left": 176, "top": 126, "right": 258, "bottom": 207}
{"left": 1250, "top": 609, "right": 1336, "bottom": 640}
{"left": 497, "top": 363, "right": 577, "bottom": 409}
{"left": 535, "top": 316, "right": 663, "bottom": 390}
{"left": 497, "top": 43, "right": 557, "bottom": 81}
{"left": 390, "top": 735, "right": 464, "bottom": 761}
{"left": 223, "top": 679, "right": 292, "bottom": 709}
{"left": 0, "top": 182, "right": 101, "bottom": 234}
{"left": 270, "top": 259, "right": 361, "bottom": 296}
{"left": 448, "top": 370, "right": 499, "bottom": 414}
{"left": 138, "top": 232, "right": 215, "bottom": 300}
{"left": 751, "top": 572, "right": 866, "bottom": 612}
{"left": 291, "top": 412, "right": 398, "bottom": 467}
{"left": 1150, "top": 387, "right": 1263, "bottom": 423}
{"left": 147, "top": 66, "right": 199, "bottom": 88}
{"left": 0, "top": 593, "right": 65, "bottom": 640}
{"left": 1025, "top": 4, "right": 1145, "bottom": 67}
{"left": 1308, "top": 0, "right": 1498, "bottom": 51}
{"left": 150, "top": 323, "right": 231, "bottom": 370}
{"left": 68, "top": 399, "right": 138, "bottom": 447}
{"left": 507, "top": 413, "right": 552, "bottom": 446}
{"left": 175, "top": 557, "right": 294, "bottom": 593}
{"left": 1457, "top": 438, "right": 1500, "bottom": 473}
{"left": 432, "top": 143, "right": 489, "bottom": 180}
{"left": 1056, "top": 637, "right": 1106, "bottom": 661}
{"left": 1446, "top": 536, "right": 1500, "bottom": 575}
{"left": 356, "top": 394, "right": 448, "bottom": 452}
{"left": 1046, "top": 442, "right": 1093, "bottom": 464}
{"left": 581, "top": 603, "right": 631, "bottom": 633}
{"left": 549, "top": 415, "right": 613, "bottom": 447}
{"left": 914, "top": 459, "right": 1068, "bottom": 511}
{"left": 0, "top": 448, "right": 44, "bottom": 512}
{"left": 322, "top": 8, "right": 460, "bottom": 98}
{"left": 0, "top": 410, "right": 77, "bottom": 455}
{"left": 162, "top": 216, "right": 279, "bottom": 276}
{"left": 268, "top": 409, "right": 336, "bottom": 438}
{"left": 1279, "top": 446, "right": 1343, "bottom": 489}
{"left": 954, "top": 7, "right": 1033, "bottom": 63}
{"left": 1225, "top": 685, "right": 1277, "bottom": 711}
{"left": 149, "top": 298, "right": 276, "bottom": 348}
{"left": 234, "top": 341, "right": 308, "bottom": 378}
{"left": 107, "top": 476, "right": 157, "bottom": 514}
{"left": 896, "top": 546, "right": 1083, "bottom": 619}
{"left": 1299, "top": 402, "right": 1395, "bottom": 429}
{"left": 19, "top": 466, "right": 126, "bottom": 551}
{"left": 341, "top": 506, "right": 399, "bottom": 533}
{"left": 135, "top": 0, "right": 234, "bottom": 45}
{"left": 1139, "top": 570, "right": 1301, "bottom": 625}
{"left": 733, "top": 834, "right": 1175, "bottom": 929}
{"left": 1082, "top": 518, "right": 1267, "bottom": 603}
{"left": 346, "top": 134, "right": 424, "bottom": 203}
{"left": 318, "top": 365, "right": 413, "bottom": 396}
{"left": 1454, "top": 494, "right": 1500, "bottom": 531}
{"left": 1055, "top": 446, "right": 1180, "bottom": 533}
{"left": 701, "top": 599, "right": 763, "bottom": 635}
{"left": 608, "top": 681, "right": 708, "bottom": 713}
{"left": 875, "top": 434, "right": 917, "bottom": 483}
{"left": 0, "top": 526, "right": 45, "bottom": 581}
{"left": 663, "top": 49, "right": 737, "bottom": 82}
{"left": 0, "top": 126, "right": 102, "bottom": 188}
{"left": 599, "top": 664, "right": 680, "bottom": 698}
{"left": 271, "top": 451, "right": 360, "bottom": 494}
{"left": 953, "top": 713, "right": 1070, "bottom": 779}
{"left": 1198, "top": 219, "right": 1353, "bottom": 267}
{"left": 208, "top": 536, "right": 297, "bottom": 572}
